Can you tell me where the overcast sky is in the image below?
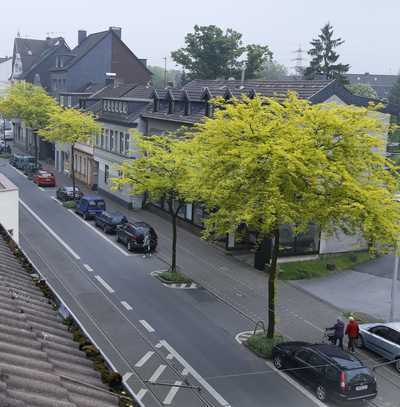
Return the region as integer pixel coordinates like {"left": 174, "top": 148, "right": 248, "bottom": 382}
{"left": 1, "top": 0, "right": 399, "bottom": 75}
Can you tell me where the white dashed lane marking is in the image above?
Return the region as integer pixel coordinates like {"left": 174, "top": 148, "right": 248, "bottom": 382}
{"left": 94, "top": 275, "right": 115, "bottom": 293}
{"left": 136, "top": 389, "right": 147, "bottom": 401}
{"left": 139, "top": 319, "right": 155, "bottom": 333}
{"left": 121, "top": 301, "right": 133, "bottom": 311}
{"left": 135, "top": 350, "right": 154, "bottom": 367}
{"left": 135, "top": 351, "right": 155, "bottom": 367}
{"left": 163, "top": 380, "right": 183, "bottom": 405}
{"left": 148, "top": 365, "right": 167, "bottom": 383}
{"left": 83, "top": 264, "right": 93, "bottom": 272}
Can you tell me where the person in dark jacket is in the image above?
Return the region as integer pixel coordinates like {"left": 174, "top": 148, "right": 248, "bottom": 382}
{"left": 346, "top": 316, "right": 360, "bottom": 353}
{"left": 327, "top": 318, "right": 345, "bottom": 349}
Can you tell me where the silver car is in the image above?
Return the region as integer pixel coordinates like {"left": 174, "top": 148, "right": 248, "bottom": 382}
{"left": 358, "top": 322, "right": 400, "bottom": 372}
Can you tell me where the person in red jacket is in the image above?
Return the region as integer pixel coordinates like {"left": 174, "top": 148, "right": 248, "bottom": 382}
{"left": 345, "top": 316, "right": 360, "bottom": 353}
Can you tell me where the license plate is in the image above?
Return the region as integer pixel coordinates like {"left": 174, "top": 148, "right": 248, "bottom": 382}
{"left": 355, "top": 385, "right": 368, "bottom": 391}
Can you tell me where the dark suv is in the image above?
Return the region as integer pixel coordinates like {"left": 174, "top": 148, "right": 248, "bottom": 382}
{"left": 95, "top": 211, "right": 127, "bottom": 234}
{"left": 116, "top": 222, "right": 157, "bottom": 252}
{"left": 272, "top": 342, "right": 377, "bottom": 402}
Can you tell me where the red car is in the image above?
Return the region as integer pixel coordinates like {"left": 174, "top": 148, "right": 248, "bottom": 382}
{"left": 33, "top": 170, "right": 56, "bottom": 187}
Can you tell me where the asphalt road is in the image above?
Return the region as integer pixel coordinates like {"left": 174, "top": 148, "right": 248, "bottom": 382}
{"left": 0, "top": 161, "right": 322, "bottom": 407}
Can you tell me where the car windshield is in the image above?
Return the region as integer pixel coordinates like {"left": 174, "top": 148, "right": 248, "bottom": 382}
{"left": 65, "top": 187, "right": 80, "bottom": 192}
{"left": 346, "top": 368, "right": 374, "bottom": 384}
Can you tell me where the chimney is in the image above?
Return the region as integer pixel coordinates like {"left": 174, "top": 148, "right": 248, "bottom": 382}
{"left": 109, "top": 27, "right": 122, "bottom": 39}
{"left": 78, "top": 30, "right": 87, "bottom": 45}
{"left": 105, "top": 72, "right": 117, "bottom": 87}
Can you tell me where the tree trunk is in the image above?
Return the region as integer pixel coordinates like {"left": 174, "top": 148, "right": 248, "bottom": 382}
{"left": 33, "top": 130, "right": 38, "bottom": 165}
{"left": 171, "top": 212, "right": 177, "bottom": 273}
{"left": 71, "top": 143, "right": 76, "bottom": 200}
{"left": 267, "top": 228, "right": 280, "bottom": 339}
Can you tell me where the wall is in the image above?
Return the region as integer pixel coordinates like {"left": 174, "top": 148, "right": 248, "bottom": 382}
{"left": 319, "top": 230, "right": 367, "bottom": 254}
{"left": 67, "top": 35, "right": 112, "bottom": 92}
{"left": 0, "top": 174, "right": 19, "bottom": 244}
{"left": 111, "top": 35, "right": 151, "bottom": 85}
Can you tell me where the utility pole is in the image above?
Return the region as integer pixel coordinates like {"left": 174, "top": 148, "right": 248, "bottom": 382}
{"left": 292, "top": 45, "right": 305, "bottom": 77}
{"left": 163, "top": 57, "right": 167, "bottom": 88}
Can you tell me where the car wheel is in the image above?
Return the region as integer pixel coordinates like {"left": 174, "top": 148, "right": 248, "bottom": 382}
{"left": 316, "top": 385, "right": 327, "bottom": 402}
{"left": 83, "top": 213, "right": 89, "bottom": 221}
{"left": 104, "top": 225, "right": 110, "bottom": 234}
{"left": 355, "top": 335, "right": 365, "bottom": 349}
{"left": 395, "top": 359, "right": 400, "bottom": 373}
{"left": 127, "top": 241, "right": 133, "bottom": 251}
{"left": 116, "top": 234, "right": 121, "bottom": 243}
{"left": 273, "top": 354, "right": 284, "bottom": 370}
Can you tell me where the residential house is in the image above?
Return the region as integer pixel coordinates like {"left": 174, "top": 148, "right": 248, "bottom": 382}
{"left": 82, "top": 84, "right": 154, "bottom": 207}
{"left": 345, "top": 73, "right": 398, "bottom": 100}
{"left": 50, "top": 27, "right": 151, "bottom": 100}
{"left": 0, "top": 174, "right": 19, "bottom": 244}
{"left": 140, "top": 79, "right": 399, "bottom": 260}
{"left": 10, "top": 35, "right": 70, "bottom": 160}
{"left": 0, "top": 56, "right": 12, "bottom": 96}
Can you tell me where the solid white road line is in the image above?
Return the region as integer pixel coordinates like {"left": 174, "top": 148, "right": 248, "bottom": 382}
{"left": 83, "top": 264, "right": 94, "bottom": 272}
{"left": 51, "top": 196, "right": 62, "bottom": 205}
{"left": 139, "top": 320, "right": 155, "bottom": 333}
{"left": 121, "top": 301, "right": 133, "bottom": 311}
{"left": 122, "top": 372, "right": 133, "bottom": 382}
{"left": 163, "top": 381, "right": 183, "bottom": 405}
{"left": 160, "top": 340, "right": 231, "bottom": 407}
{"left": 136, "top": 389, "right": 147, "bottom": 401}
{"left": 70, "top": 210, "right": 132, "bottom": 257}
{"left": 19, "top": 199, "right": 81, "bottom": 260}
{"left": 38, "top": 187, "right": 45, "bottom": 192}
{"left": 148, "top": 365, "right": 167, "bottom": 383}
{"left": 94, "top": 275, "right": 115, "bottom": 293}
{"left": 265, "top": 361, "right": 328, "bottom": 407}
{"left": 135, "top": 351, "right": 155, "bottom": 368}
{"left": 13, "top": 168, "right": 26, "bottom": 177}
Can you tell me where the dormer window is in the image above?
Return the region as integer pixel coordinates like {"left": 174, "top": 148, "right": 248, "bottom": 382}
{"left": 205, "top": 101, "right": 211, "bottom": 117}
{"left": 168, "top": 100, "right": 175, "bottom": 114}
{"left": 184, "top": 101, "right": 191, "bottom": 116}
{"left": 153, "top": 98, "right": 159, "bottom": 113}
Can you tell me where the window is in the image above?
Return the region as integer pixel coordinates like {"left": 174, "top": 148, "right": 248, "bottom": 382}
{"left": 103, "top": 101, "right": 107, "bottom": 111}
{"left": 119, "top": 132, "right": 124, "bottom": 154}
{"left": 60, "top": 95, "right": 64, "bottom": 106}
{"left": 68, "top": 96, "right": 72, "bottom": 107}
{"left": 100, "top": 128, "right": 104, "bottom": 148}
{"left": 119, "top": 101, "right": 123, "bottom": 112}
{"left": 295, "top": 349, "right": 312, "bottom": 363}
{"left": 110, "top": 130, "right": 114, "bottom": 151}
{"left": 104, "top": 164, "right": 109, "bottom": 184}
{"left": 125, "top": 133, "right": 130, "bottom": 154}
{"left": 105, "top": 129, "right": 109, "bottom": 150}
{"left": 153, "top": 98, "right": 159, "bottom": 112}
{"left": 123, "top": 102, "right": 128, "bottom": 114}
{"left": 111, "top": 101, "right": 115, "bottom": 112}
{"left": 53, "top": 79, "right": 57, "bottom": 90}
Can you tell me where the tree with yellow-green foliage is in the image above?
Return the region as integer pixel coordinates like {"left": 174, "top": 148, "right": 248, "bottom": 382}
{"left": 185, "top": 93, "right": 400, "bottom": 338}
{"left": 114, "top": 132, "right": 191, "bottom": 272}
{"left": 39, "top": 108, "right": 100, "bottom": 199}
{"left": 0, "top": 82, "right": 60, "bottom": 163}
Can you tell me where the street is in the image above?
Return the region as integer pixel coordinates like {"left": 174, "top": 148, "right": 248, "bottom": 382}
{"left": 1, "top": 159, "right": 325, "bottom": 407}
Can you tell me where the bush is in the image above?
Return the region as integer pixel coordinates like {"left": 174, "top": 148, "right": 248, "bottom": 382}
{"left": 63, "top": 200, "right": 76, "bottom": 209}
{"left": 158, "top": 271, "right": 191, "bottom": 284}
{"left": 246, "top": 334, "right": 284, "bottom": 359}
{"left": 279, "top": 251, "right": 375, "bottom": 280}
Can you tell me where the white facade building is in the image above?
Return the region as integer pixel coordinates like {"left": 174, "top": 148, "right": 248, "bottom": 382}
{"left": 0, "top": 174, "right": 19, "bottom": 244}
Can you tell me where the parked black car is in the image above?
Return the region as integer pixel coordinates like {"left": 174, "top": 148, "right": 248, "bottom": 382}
{"left": 94, "top": 211, "right": 128, "bottom": 234}
{"left": 116, "top": 222, "right": 157, "bottom": 252}
{"left": 272, "top": 342, "right": 377, "bottom": 402}
{"left": 56, "top": 186, "right": 83, "bottom": 202}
